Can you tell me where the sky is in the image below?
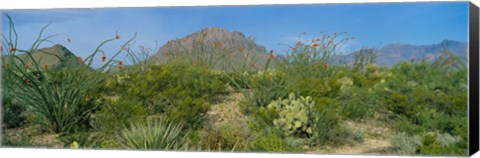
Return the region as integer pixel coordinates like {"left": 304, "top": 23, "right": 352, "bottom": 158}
{"left": 1, "top": 2, "right": 469, "bottom": 67}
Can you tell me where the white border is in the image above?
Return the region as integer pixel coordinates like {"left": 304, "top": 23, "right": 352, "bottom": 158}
{"left": 0, "top": 0, "right": 477, "bottom": 158}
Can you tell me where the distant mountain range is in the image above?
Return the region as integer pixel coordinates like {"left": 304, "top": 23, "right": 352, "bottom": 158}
{"left": 14, "top": 28, "right": 468, "bottom": 70}
{"left": 337, "top": 40, "right": 467, "bottom": 66}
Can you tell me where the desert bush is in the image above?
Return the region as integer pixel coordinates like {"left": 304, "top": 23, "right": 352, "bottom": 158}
{"left": 236, "top": 69, "right": 289, "bottom": 111}
{"left": 380, "top": 54, "right": 467, "bottom": 136}
{"left": 336, "top": 86, "right": 379, "bottom": 120}
{"left": 390, "top": 132, "right": 422, "bottom": 155}
{"left": 336, "top": 122, "right": 365, "bottom": 143}
{"left": 378, "top": 53, "right": 468, "bottom": 155}
{"left": 187, "top": 123, "right": 249, "bottom": 151}
{"left": 249, "top": 105, "right": 279, "bottom": 127}
{"left": 117, "top": 118, "right": 185, "bottom": 150}
{"left": 58, "top": 131, "right": 91, "bottom": 148}
{"left": 246, "top": 128, "right": 304, "bottom": 153}
{"left": 112, "top": 60, "right": 226, "bottom": 129}
{"left": 91, "top": 95, "right": 147, "bottom": 133}
{"left": 2, "top": 94, "right": 27, "bottom": 129}
{"left": 417, "top": 132, "right": 467, "bottom": 156}
{"left": 287, "top": 76, "right": 341, "bottom": 99}
{"left": 1, "top": 132, "right": 32, "bottom": 147}
{"left": 164, "top": 97, "right": 210, "bottom": 130}
{"left": 308, "top": 106, "right": 342, "bottom": 146}
{"left": 125, "top": 60, "right": 226, "bottom": 105}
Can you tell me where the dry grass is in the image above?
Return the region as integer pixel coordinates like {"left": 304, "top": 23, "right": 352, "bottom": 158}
{"left": 207, "top": 91, "right": 248, "bottom": 131}
{"left": 3, "top": 125, "right": 63, "bottom": 148}
{"left": 310, "top": 111, "right": 395, "bottom": 155}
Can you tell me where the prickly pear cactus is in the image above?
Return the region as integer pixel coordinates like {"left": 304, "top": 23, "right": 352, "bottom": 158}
{"left": 267, "top": 93, "right": 315, "bottom": 137}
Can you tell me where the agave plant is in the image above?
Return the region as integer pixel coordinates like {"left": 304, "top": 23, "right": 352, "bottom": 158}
{"left": 1, "top": 14, "right": 136, "bottom": 133}
{"left": 118, "top": 118, "right": 185, "bottom": 150}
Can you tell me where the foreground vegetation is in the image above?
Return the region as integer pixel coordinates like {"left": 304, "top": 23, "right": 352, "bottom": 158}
{"left": 1, "top": 15, "right": 468, "bottom": 156}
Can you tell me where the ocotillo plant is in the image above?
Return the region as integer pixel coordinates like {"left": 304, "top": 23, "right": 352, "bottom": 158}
{"left": 278, "top": 32, "right": 352, "bottom": 78}
{"left": 1, "top": 14, "right": 136, "bottom": 133}
{"left": 122, "top": 42, "right": 158, "bottom": 73}
{"left": 352, "top": 47, "right": 377, "bottom": 71}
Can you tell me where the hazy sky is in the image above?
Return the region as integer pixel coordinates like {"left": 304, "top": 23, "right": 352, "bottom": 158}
{"left": 1, "top": 2, "right": 469, "bottom": 67}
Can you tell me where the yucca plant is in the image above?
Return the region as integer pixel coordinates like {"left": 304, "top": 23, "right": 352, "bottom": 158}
{"left": 1, "top": 14, "right": 136, "bottom": 133}
{"left": 118, "top": 118, "right": 185, "bottom": 150}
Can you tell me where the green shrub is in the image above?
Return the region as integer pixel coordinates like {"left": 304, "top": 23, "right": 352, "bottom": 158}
{"left": 316, "top": 121, "right": 364, "bottom": 146}
{"left": 124, "top": 61, "right": 226, "bottom": 107}
{"left": 238, "top": 69, "right": 289, "bottom": 110}
{"left": 394, "top": 115, "right": 427, "bottom": 135}
{"left": 250, "top": 105, "right": 280, "bottom": 127}
{"left": 417, "top": 132, "right": 467, "bottom": 156}
{"left": 112, "top": 60, "right": 226, "bottom": 130}
{"left": 189, "top": 124, "right": 249, "bottom": 151}
{"left": 91, "top": 95, "right": 147, "bottom": 133}
{"left": 390, "top": 132, "right": 422, "bottom": 155}
{"left": 1, "top": 131, "right": 32, "bottom": 147}
{"left": 336, "top": 86, "right": 379, "bottom": 120}
{"left": 164, "top": 97, "right": 210, "bottom": 130}
{"left": 58, "top": 131, "right": 91, "bottom": 148}
{"left": 309, "top": 106, "right": 342, "bottom": 146}
{"left": 2, "top": 95, "right": 26, "bottom": 129}
{"left": 118, "top": 118, "right": 185, "bottom": 150}
{"left": 246, "top": 129, "right": 304, "bottom": 153}
{"left": 287, "top": 76, "right": 341, "bottom": 99}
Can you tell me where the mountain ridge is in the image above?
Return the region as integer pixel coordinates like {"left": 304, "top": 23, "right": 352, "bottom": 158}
{"left": 338, "top": 39, "right": 467, "bottom": 66}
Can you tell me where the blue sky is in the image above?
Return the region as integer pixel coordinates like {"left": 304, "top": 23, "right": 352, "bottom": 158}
{"left": 1, "top": 2, "right": 469, "bottom": 67}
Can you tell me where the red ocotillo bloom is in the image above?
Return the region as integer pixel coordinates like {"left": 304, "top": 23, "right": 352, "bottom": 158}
{"left": 10, "top": 47, "right": 16, "bottom": 52}
{"left": 239, "top": 47, "right": 244, "bottom": 53}
{"left": 77, "top": 56, "right": 84, "bottom": 64}
{"left": 118, "top": 61, "right": 123, "bottom": 70}
{"left": 102, "top": 55, "right": 106, "bottom": 62}
{"left": 269, "top": 54, "right": 275, "bottom": 59}
{"left": 202, "top": 30, "right": 208, "bottom": 38}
